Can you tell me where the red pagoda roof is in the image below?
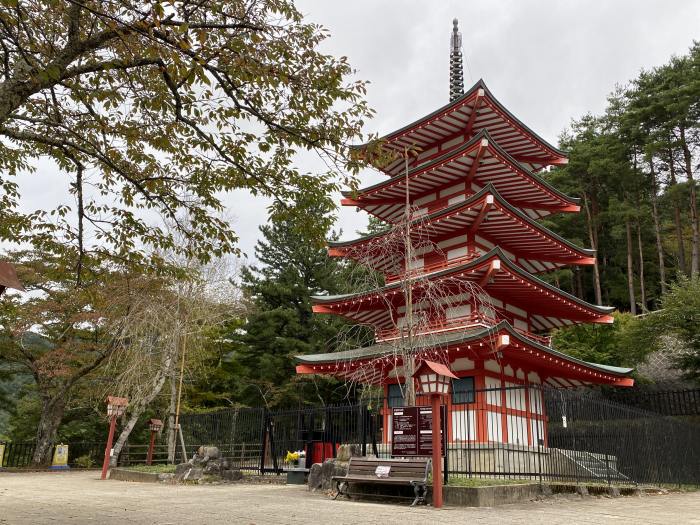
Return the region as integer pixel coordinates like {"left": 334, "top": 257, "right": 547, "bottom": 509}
{"left": 342, "top": 131, "right": 579, "bottom": 222}
{"left": 312, "top": 248, "right": 614, "bottom": 332}
{"left": 356, "top": 79, "right": 568, "bottom": 176}
{"left": 329, "top": 185, "right": 595, "bottom": 275}
{"left": 295, "top": 321, "right": 633, "bottom": 388}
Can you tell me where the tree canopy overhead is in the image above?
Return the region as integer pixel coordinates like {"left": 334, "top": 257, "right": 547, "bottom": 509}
{"left": 0, "top": 0, "right": 371, "bottom": 274}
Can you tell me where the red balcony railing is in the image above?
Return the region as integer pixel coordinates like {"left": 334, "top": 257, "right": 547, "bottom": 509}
{"left": 375, "top": 313, "right": 551, "bottom": 347}
{"left": 385, "top": 252, "right": 481, "bottom": 283}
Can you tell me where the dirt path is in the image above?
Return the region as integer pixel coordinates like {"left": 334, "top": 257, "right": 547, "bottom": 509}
{"left": 0, "top": 471, "right": 698, "bottom": 524}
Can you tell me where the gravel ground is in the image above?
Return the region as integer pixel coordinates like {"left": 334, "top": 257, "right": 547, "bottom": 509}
{"left": 0, "top": 470, "right": 698, "bottom": 524}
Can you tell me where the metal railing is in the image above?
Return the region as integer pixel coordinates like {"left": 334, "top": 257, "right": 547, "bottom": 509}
{"left": 0, "top": 441, "right": 167, "bottom": 469}
{"left": 603, "top": 388, "right": 700, "bottom": 417}
{"left": 0, "top": 441, "right": 104, "bottom": 469}
{"left": 179, "top": 386, "right": 700, "bottom": 487}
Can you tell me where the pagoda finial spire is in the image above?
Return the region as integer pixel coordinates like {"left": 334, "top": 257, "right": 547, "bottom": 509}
{"left": 449, "top": 18, "right": 464, "bottom": 102}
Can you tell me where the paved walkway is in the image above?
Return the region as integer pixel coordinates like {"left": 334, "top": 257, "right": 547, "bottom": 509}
{"left": 0, "top": 471, "right": 698, "bottom": 524}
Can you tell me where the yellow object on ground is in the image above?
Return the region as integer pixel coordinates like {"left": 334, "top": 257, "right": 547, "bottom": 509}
{"left": 50, "top": 444, "right": 69, "bottom": 470}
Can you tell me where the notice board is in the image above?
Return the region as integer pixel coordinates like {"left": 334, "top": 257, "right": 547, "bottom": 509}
{"left": 391, "top": 405, "right": 446, "bottom": 457}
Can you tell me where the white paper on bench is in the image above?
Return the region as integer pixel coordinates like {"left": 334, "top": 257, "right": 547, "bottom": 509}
{"left": 375, "top": 466, "right": 391, "bottom": 478}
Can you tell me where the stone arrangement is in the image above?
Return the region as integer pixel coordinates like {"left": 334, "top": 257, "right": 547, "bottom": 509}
{"left": 175, "top": 446, "right": 243, "bottom": 483}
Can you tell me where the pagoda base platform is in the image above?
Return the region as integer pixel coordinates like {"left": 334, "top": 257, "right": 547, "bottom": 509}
{"left": 364, "top": 442, "right": 624, "bottom": 483}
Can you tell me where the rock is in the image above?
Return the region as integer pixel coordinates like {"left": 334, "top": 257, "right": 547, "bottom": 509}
{"left": 175, "top": 463, "right": 191, "bottom": 476}
{"left": 539, "top": 484, "right": 553, "bottom": 496}
{"left": 221, "top": 469, "right": 244, "bottom": 481}
{"left": 608, "top": 486, "right": 620, "bottom": 497}
{"left": 335, "top": 444, "right": 361, "bottom": 462}
{"left": 197, "top": 446, "right": 220, "bottom": 460}
{"left": 158, "top": 473, "right": 175, "bottom": 483}
{"left": 184, "top": 467, "right": 203, "bottom": 481}
{"left": 575, "top": 485, "right": 589, "bottom": 497}
{"left": 308, "top": 459, "right": 348, "bottom": 492}
{"left": 203, "top": 461, "right": 221, "bottom": 475}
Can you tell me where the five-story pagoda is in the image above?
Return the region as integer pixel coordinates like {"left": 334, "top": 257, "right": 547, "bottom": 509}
{"left": 296, "top": 20, "right": 632, "bottom": 446}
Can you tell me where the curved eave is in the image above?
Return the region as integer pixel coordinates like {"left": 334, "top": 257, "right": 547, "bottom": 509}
{"left": 352, "top": 79, "right": 567, "bottom": 168}
{"left": 343, "top": 130, "right": 579, "bottom": 214}
{"left": 329, "top": 184, "right": 594, "bottom": 263}
{"left": 312, "top": 247, "right": 613, "bottom": 319}
{"left": 295, "top": 321, "right": 632, "bottom": 381}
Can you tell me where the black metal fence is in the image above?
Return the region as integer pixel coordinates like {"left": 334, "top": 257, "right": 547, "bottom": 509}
{"left": 179, "top": 385, "right": 700, "bottom": 488}
{"left": 603, "top": 388, "right": 700, "bottom": 417}
{"left": 0, "top": 441, "right": 168, "bottom": 469}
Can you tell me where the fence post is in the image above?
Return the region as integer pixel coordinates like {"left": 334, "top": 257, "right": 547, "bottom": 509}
{"left": 268, "top": 417, "right": 279, "bottom": 474}
{"left": 361, "top": 405, "right": 367, "bottom": 457}
{"left": 371, "top": 411, "right": 379, "bottom": 457}
{"left": 443, "top": 407, "right": 448, "bottom": 486}
{"left": 605, "top": 453, "right": 611, "bottom": 487}
{"left": 259, "top": 409, "right": 268, "bottom": 475}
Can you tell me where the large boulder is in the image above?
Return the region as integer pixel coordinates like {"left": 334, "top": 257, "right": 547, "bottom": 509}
{"left": 203, "top": 461, "right": 222, "bottom": 475}
{"left": 308, "top": 459, "right": 349, "bottom": 492}
{"left": 174, "top": 464, "right": 204, "bottom": 482}
{"left": 197, "top": 446, "right": 220, "bottom": 460}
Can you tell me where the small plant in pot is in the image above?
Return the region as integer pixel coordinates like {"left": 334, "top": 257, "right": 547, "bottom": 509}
{"left": 284, "top": 450, "right": 306, "bottom": 469}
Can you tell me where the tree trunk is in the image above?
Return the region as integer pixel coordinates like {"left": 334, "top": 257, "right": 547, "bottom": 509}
{"left": 110, "top": 350, "right": 174, "bottom": 467}
{"left": 167, "top": 364, "right": 178, "bottom": 464}
{"left": 668, "top": 147, "right": 687, "bottom": 274}
{"left": 626, "top": 219, "right": 637, "bottom": 315}
{"left": 680, "top": 126, "right": 699, "bottom": 276}
{"left": 583, "top": 194, "right": 603, "bottom": 305}
{"left": 575, "top": 267, "right": 584, "bottom": 299}
{"left": 649, "top": 160, "right": 667, "bottom": 294}
{"left": 32, "top": 395, "right": 67, "bottom": 466}
{"left": 637, "top": 221, "right": 647, "bottom": 312}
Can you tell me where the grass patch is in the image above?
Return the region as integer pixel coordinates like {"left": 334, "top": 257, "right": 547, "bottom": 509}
{"left": 448, "top": 477, "right": 533, "bottom": 488}
{"left": 121, "top": 464, "right": 176, "bottom": 474}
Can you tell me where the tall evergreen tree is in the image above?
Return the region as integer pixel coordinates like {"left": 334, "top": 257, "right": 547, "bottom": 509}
{"left": 231, "top": 197, "right": 354, "bottom": 408}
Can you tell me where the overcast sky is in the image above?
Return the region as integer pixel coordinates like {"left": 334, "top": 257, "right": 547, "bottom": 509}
{"left": 11, "top": 1, "right": 700, "bottom": 267}
{"left": 228, "top": 0, "right": 700, "bottom": 262}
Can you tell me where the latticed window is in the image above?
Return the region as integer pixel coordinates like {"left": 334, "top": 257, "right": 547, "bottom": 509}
{"left": 452, "top": 377, "right": 475, "bottom": 404}
{"left": 387, "top": 383, "right": 405, "bottom": 408}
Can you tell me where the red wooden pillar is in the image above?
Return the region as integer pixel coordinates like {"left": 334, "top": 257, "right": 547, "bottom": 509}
{"left": 100, "top": 416, "right": 117, "bottom": 480}
{"left": 499, "top": 364, "right": 509, "bottom": 444}
{"left": 523, "top": 370, "right": 533, "bottom": 446}
{"left": 431, "top": 394, "right": 443, "bottom": 508}
{"left": 474, "top": 366, "right": 488, "bottom": 442}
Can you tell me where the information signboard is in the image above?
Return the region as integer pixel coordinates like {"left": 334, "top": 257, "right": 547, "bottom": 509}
{"left": 391, "top": 405, "right": 446, "bottom": 457}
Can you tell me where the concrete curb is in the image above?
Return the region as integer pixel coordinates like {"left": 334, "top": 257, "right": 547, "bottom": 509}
{"left": 436, "top": 483, "right": 542, "bottom": 507}
{"left": 109, "top": 468, "right": 161, "bottom": 483}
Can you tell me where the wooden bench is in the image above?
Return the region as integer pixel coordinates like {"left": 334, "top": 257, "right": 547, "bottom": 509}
{"left": 332, "top": 457, "right": 431, "bottom": 506}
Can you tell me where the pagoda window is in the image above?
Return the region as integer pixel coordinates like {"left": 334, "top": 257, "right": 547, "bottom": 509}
{"left": 451, "top": 376, "right": 475, "bottom": 404}
{"left": 387, "top": 383, "right": 404, "bottom": 408}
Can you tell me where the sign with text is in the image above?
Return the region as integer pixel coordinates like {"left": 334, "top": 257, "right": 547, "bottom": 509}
{"left": 391, "top": 406, "right": 446, "bottom": 457}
